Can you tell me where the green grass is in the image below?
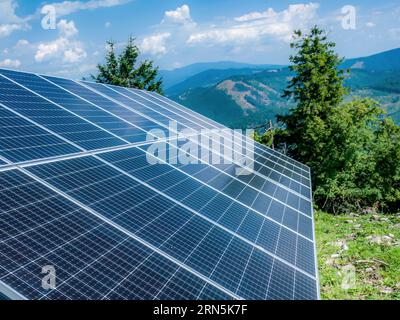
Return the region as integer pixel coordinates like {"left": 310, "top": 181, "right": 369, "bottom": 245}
{"left": 315, "top": 211, "right": 400, "bottom": 300}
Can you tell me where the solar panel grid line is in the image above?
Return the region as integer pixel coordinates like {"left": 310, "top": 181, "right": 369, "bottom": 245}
{"left": 82, "top": 79, "right": 310, "bottom": 185}
{"left": 88, "top": 153, "right": 315, "bottom": 279}
{"left": 94, "top": 142, "right": 312, "bottom": 229}
{"left": 148, "top": 91, "right": 311, "bottom": 177}
{"left": 95, "top": 148, "right": 313, "bottom": 249}
{"left": 0, "top": 168, "right": 203, "bottom": 300}
{"left": 37, "top": 236, "right": 133, "bottom": 300}
{"left": 0, "top": 108, "right": 313, "bottom": 278}
{"left": 91, "top": 82, "right": 311, "bottom": 187}
{"left": 0, "top": 170, "right": 234, "bottom": 300}
{"left": 137, "top": 88, "right": 309, "bottom": 174}
{"left": 0, "top": 102, "right": 86, "bottom": 153}
{"left": 38, "top": 75, "right": 157, "bottom": 144}
{"left": 0, "top": 77, "right": 126, "bottom": 152}
{"left": 0, "top": 279, "right": 27, "bottom": 300}
{"left": 0, "top": 206, "right": 117, "bottom": 300}
{"left": 139, "top": 92, "right": 308, "bottom": 187}
{"left": 133, "top": 144, "right": 313, "bottom": 228}
{"left": 231, "top": 176, "right": 273, "bottom": 295}
{"left": 101, "top": 247, "right": 159, "bottom": 300}
{"left": 16, "top": 166, "right": 243, "bottom": 300}
{"left": 0, "top": 73, "right": 129, "bottom": 148}
{"left": 0, "top": 104, "right": 81, "bottom": 163}
{"left": 0, "top": 67, "right": 306, "bottom": 180}
{"left": 0, "top": 131, "right": 205, "bottom": 172}
{"left": 28, "top": 152, "right": 313, "bottom": 277}
{"left": 0, "top": 68, "right": 318, "bottom": 300}
{"left": 130, "top": 91, "right": 316, "bottom": 293}
{"left": 79, "top": 82, "right": 311, "bottom": 201}
{"left": 142, "top": 90, "right": 309, "bottom": 173}
{"left": 118, "top": 90, "right": 312, "bottom": 193}
{"left": 309, "top": 184, "right": 321, "bottom": 299}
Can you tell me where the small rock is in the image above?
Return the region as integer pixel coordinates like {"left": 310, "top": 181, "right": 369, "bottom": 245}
{"left": 368, "top": 235, "right": 393, "bottom": 245}
{"left": 365, "top": 267, "right": 374, "bottom": 273}
{"left": 345, "top": 220, "right": 354, "bottom": 224}
{"left": 363, "top": 207, "right": 376, "bottom": 214}
{"left": 325, "top": 258, "right": 335, "bottom": 266}
{"left": 388, "top": 233, "right": 395, "bottom": 238}
{"left": 392, "top": 223, "right": 400, "bottom": 229}
{"left": 380, "top": 287, "right": 393, "bottom": 294}
{"left": 342, "top": 243, "right": 349, "bottom": 251}
{"left": 372, "top": 215, "right": 381, "bottom": 221}
{"left": 331, "top": 253, "right": 340, "bottom": 258}
{"left": 353, "top": 224, "right": 362, "bottom": 229}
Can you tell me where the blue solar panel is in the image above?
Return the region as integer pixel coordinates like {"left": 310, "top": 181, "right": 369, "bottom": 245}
{"left": 0, "top": 104, "right": 79, "bottom": 162}
{"left": 0, "top": 71, "right": 127, "bottom": 150}
{"left": 140, "top": 90, "right": 310, "bottom": 172}
{"left": 0, "top": 68, "right": 318, "bottom": 300}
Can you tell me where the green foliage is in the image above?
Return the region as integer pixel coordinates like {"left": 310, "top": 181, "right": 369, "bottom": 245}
{"left": 91, "top": 36, "right": 163, "bottom": 94}
{"left": 273, "top": 26, "right": 400, "bottom": 212}
{"left": 253, "top": 130, "right": 274, "bottom": 148}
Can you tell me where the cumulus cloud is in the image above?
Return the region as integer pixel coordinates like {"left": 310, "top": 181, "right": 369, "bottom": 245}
{"left": 63, "top": 47, "right": 87, "bottom": 63}
{"left": 187, "top": 3, "right": 320, "bottom": 44}
{"left": 140, "top": 32, "right": 171, "bottom": 56}
{"left": 34, "top": 20, "right": 86, "bottom": 64}
{"left": 43, "top": 0, "right": 131, "bottom": 17}
{"left": 15, "top": 39, "right": 30, "bottom": 47}
{"left": 0, "top": 58, "right": 21, "bottom": 68}
{"left": 163, "top": 4, "right": 195, "bottom": 25}
{"left": 0, "top": 0, "right": 30, "bottom": 37}
{"left": 57, "top": 19, "right": 79, "bottom": 37}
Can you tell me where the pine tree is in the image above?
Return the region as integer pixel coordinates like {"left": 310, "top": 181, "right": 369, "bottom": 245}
{"left": 276, "top": 26, "right": 347, "bottom": 166}
{"left": 91, "top": 36, "right": 163, "bottom": 94}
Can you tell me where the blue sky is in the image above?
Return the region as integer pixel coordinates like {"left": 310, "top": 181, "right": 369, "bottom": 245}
{"left": 0, "top": 0, "right": 399, "bottom": 78}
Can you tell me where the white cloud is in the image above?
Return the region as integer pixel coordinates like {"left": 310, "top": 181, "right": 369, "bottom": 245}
{"left": 45, "top": 0, "right": 131, "bottom": 17}
{"left": 105, "top": 21, "right": 111, "bottom": 28}
{"left": 163, "top": 4, "right": 195, "bottom": 26}
{"left": 234, "top": 8, "right": 277, "bottom": 22}
{"left": 16, "top": 39, "right": 30, "bottom": 47}
{"left": 140, "top": 33, "right": 171, "bottom": 56}
{"left": 366, "top": 22, "right": 376, "bottom": 28}
{"left": 63, "top": 47, "right": 87, "bottom": 63}
{"left": 187, "top": 3, "right": 319, "bottom": 44}
{"left": 0, "top": 0, "right": 30, "bottom": 37}
{"left": 57, "top": 19, "right": 79, "bottom": 37}
{"left": 0, "top": 23, "right": 26, "bottom": 37}
{"left": 0, "top": 58, "right": 21, "bottom": 68}
{"left": 34, "top": 20, "right": 86, "bottom": 64}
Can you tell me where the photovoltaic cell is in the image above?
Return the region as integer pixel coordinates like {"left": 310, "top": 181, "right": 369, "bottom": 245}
{"left": 0, "top": 71, "right": 127, "bottom": 150}
{"left": 0, "top": 104, "right": 79, "bottom": 162}
{"left": 0, "top": 68, "right": 318, "bottom": 300}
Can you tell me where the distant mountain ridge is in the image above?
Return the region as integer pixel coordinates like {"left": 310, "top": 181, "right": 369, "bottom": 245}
{"left": 342, "top": 48, "right": 400, "bottom": 71}
{"left": 166, "top": 48, "right": 400, "bottom": 128}
{"left": 159, "top": 61, "right": 284, "bottom": 89}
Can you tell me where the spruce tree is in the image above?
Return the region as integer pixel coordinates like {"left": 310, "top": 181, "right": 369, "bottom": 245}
{"left": 91, "top": 36, "right": 163, "bottom": 94}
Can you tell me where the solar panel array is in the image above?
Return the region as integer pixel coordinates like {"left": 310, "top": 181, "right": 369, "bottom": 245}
{"left": 0, "top": 68, "right": 319, "bottom": 300}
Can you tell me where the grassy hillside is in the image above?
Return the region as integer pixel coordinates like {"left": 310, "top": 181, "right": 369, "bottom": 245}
{"left": 316, "top": 211, "right": 400, "bottom": 300}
